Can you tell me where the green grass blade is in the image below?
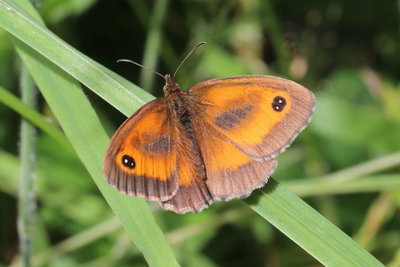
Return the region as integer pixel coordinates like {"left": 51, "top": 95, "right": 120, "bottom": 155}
{"left": 285, "top": 174, "right": 400, "bottom": 197}
{"left": 30, "top": 218, "right": 121, "bottom": 267}
{"left": 314, "top": 152, "right": 400, "bottom": 182}
{"left": 0, "top": 86, "right": 74, "bottom": 154}
{"left": 18, "top": 65, "right": 36, "bottom": 267}
{"left": 260, "top": 1, "right": 289, "bottom": 76}
{"left": 139, "top": 0, "right": 168, "bottom": 92}
{"left": 127, "top": 0, "right": 179, "bottom": 72}
{"left": 0, "top": 150, "right": 21, "bottom": 195}
{"left": 245, "top": 179, "right": 384, "bottom": 266}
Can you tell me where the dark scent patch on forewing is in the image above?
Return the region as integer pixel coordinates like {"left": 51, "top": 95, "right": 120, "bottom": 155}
{"left": 215, "top": 112, "right": 240, "bottom": 130}
{"left": 214, "top": 105, "right": 254, "bottom": 130}
{"left": 141, "top": 135, "right": 172, "bottom": 154}
{"left": 243, "top": 104, "right": 254, "bottom": 112}
{"left": 230, "top": 104, "right": 254, "bottom": 118}
{"left": 229, "top": 108, "right": 247, "bottom": 119}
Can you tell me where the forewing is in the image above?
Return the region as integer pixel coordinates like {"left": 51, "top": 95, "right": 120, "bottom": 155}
{"left": 188, "top": 75, "right": 315, "bottom": 160}
{"left": 103, "top": 99, "right": 178, "bottom": 202}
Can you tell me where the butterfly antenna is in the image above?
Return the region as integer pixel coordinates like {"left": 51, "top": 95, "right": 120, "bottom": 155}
{"left": 173, "top": 42, "right": 207, "bottom": 79}
{"left": 116, "top": 59, "right": 165, "bottom": 80}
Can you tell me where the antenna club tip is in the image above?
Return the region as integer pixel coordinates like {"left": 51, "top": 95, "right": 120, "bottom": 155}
{"left": 196, "top": 41, "right": 207, "bottom": 47}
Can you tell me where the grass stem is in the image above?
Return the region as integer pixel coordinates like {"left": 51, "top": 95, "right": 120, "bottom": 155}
{"left": 18, "top": 65, "right": 37, "bottom": 267}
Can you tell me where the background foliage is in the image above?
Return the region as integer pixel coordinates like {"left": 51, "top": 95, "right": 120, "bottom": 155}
{"left": 0, "top": 0, "right": 399, "bottom": 266}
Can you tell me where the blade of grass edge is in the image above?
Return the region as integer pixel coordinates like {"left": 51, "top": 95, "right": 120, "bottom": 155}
{"left": 18, "top": 65, "right": 37, "bottom": 267}
{"left": 285, "top": 174, "right": 400, "bottom": 197}
{"left": 0, "top": 86, "right": 74, "bottom": 154}
{"left": 245, "top": 179, "right": 383, "bottom": 266}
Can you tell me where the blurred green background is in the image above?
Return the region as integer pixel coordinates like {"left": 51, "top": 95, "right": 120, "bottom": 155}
{"left": 1, "top": 0, "right": 400, "bottom": 266}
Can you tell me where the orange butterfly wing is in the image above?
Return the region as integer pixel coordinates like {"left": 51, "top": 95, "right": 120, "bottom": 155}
{"left": 185, "top": 75, "right": 314, "bottom": 200}
{"left": 104, "top": 98, "right": 212, "bottom": 212}
{"left": 189, "top": 75, "right": 315, "bottom": 160}
{"left": 189, "top": 119, "right": 277, "bottom": 201}
{"left": 103, "top": 99, "right": 179, "bottom": 202}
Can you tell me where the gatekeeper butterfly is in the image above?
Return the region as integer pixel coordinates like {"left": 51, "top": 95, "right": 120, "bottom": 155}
{"left": 103, "top": 44, "right": 315, "bottom": 213}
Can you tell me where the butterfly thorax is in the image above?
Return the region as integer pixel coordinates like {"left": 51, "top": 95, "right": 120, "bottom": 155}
{"left": 163, "top": 75, "right": 207, "bottom": 182}
{"left": 163, "top": 74, "right": 192, "bottom": 119}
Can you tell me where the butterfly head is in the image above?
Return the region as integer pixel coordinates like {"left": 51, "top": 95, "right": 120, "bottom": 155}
{"left": 163, "top": 74, "right": 181, "bottom": 96}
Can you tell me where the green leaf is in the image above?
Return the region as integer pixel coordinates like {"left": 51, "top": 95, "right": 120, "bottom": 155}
{"left": 285, "top": 174, "right": 400, "bottom": 196}
{"left": 0, "top": 86, "right": 74, "bottom": 154}
{"left": 246, "top": 180, "right": 383, "bottom": 266}
{"left": 18, "top": 65, "right": 37, "bottom": 267}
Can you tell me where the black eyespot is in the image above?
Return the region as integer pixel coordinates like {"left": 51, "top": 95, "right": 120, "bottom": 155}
{"left": 272, "top": 96, "right": 286, "bottom": 112}
{"left": 122, "top": 155, "right": 136, "bottom": 169}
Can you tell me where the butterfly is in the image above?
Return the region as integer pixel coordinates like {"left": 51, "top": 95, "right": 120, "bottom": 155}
{"left": 103, "top": 70, "right": 315, "bottom": 213}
